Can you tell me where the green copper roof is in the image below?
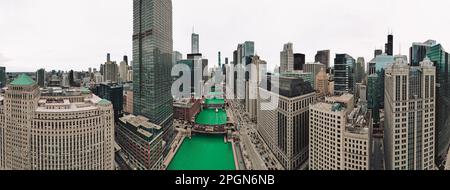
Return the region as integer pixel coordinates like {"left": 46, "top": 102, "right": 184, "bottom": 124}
{"left": 10, "top": 74, "right": 35, "bottom": 86}
{"left": 205, "top": 98, "right": 225, "bottom": 105}
{"left": 98, "top": 99, "right": 111, "bottom": 106}
{"left": 81, "top": 87, "right": 91, "bottom": 94}
{"left": 167, "top": 134, "right": 236, "bottom": 170}
{"left": 195, "top": 108, "right": 227, "bottom": 126}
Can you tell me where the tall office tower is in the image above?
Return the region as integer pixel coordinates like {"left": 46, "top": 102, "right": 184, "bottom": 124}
{"left": 234, "top": 41, "right": 254, "bottom": 107}
{"left": 410, "top": 40, "right": 436, "bottom": 66}
{"left": 427, "top": 44, "right": 450, "bottom": 168}
{"left": 103, "top": 55, "right": 119, "bottom": 83}
{"left": 119, "top": 57, "right": 129, "bottom": 82}
{"left": 310, "top": 94, "right": 372, "bottom": 170}
{"left": 192, "top": 33, "right": 199, "bottom": 54}
{"left": 385, "top": 34, "right": 394, "bottom": 56}
{"left": 1, "top": 75, "right": 114, "bottom": 170}
{"left": 367, "top": 54, "right": 394, "bottom": 125}
{"left": 69, "top": 70, "right": 75, "bottom": 86}
{"left": 0, "top": 67, "right": 6, "bottom": 88}
{"left": 356, "top": 57, "right": 365, "bottom": 84}
{"left": 172, "top": 51, "right": 182, "bottom": 66}
{"left": 258, "top": 76, "right": 316, "bottom": 170}
{"left": 384, "top": 57, "right": 436, "bottom": 170}
{"left": 315, "top": 50, "right": 331, "bottom": 70}
{"left": 280, "top": 43, "right": 294, "bottom": 72}
{"left": 133, "top": 0, "right": 174, "bottom": 149}
{"left": 247, "top": 55, "right": 267, "bottom": 122}
{"left": 374, "top": 49, "right": 383, "bottom": 58}
{"left": 304, "top": 62, "right": 326, "bottom": 88}
{"left": 334, "top": 54, "right": 356, "bottom": 95}
{"left": 127, "top": 69, "right": 134, "bottom": 82}
{"left": 36, "top": 68, "right": 46, "bottom": 88}
{"left": 0, "top": 95, "right": 4, "bottom": 169}
{"left": 315, "top": 67, "right": 329, "bottom": 97}
{"left": 294, "top": 53, "right": 306, "bottom": 71}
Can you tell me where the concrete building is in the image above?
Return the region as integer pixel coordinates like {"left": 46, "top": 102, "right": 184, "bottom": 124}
{"left": 247, "top": 55, "right": 267, "bottom": 122}
{"left": 0, "top": 74, "right": 115, "bottom": 170}
{"left": 280, "top": 43, "right": 294, "bottom": 72}
{"left": 119, "top": 56, "right": 129, "bottom": 82}
{"left": 309, "top": 94, "right": 372, "bottom": 170}
{"left": 116, "top": 115, "right": 164, "bottom": 170}
{"left": 304, "top": 62, "right": 326, "bottom": 88}
{"left": 384, "top": 57, "right": 436, "bottom": 170}
{"left": 315, "top": 67, "right": 329, "bottom": 97}
{"left": 104, "top": 58, "right": 119, "bottom": 83}
{"left": 173, "top": 98, "right": 201, "bottom": 122}
{"left": 258, "top": 76, "right": 316, "bottom": 170}
{"left": 124, "top": 90, "right": 133, "bottom": 114}
{"left": 315, "top": 50, "right": 331, "bottom": 70}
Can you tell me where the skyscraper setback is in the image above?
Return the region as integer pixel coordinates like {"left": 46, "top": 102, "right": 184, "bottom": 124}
{"left": 132, "top": 0, "right": 174, "bottom": 142}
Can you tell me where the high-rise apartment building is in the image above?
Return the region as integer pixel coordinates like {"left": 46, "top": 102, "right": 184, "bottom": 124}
{"left": 0, "top": 75, "right": 115, "bottom": 170}
{"left": 315, "top": 50, "right": 331, "bottom": 70}
{"left": 334, "top": 54, "right": 356, "bottom": 95}
{"left": 280, "top": 43, "right": 294, "bottom": 73}
{"left": 133, "top": 0, "right": 174, "bottom": 145}
{"left": 258, "top": 76, "right": 316, "bottom": 170}
{"left": 384, "top": 57, "right": 436, "bottom": 170}
{"left": 309, "top": 94, "right": 372, "bottom": 170}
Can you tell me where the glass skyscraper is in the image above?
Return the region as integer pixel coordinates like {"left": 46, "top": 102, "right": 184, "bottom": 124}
{"left": 0, "top": 67, "right": 6, "bottom": 88}
{"left": 427, "top": 44, "right": 450, "bottom": 168}
{"left": 334, "top": 54, "right": 355, "bottom": 95}
{"left": 132, "top": 0, "right": 174, "bottom": 140}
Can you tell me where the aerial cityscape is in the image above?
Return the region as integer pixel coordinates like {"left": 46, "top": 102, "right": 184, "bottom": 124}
{"left": 1, "top": 0, "right": 450, "bottom": 172}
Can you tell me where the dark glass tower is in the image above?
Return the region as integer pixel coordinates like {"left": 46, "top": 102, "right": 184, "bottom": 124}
{"left": 294, "top": 53, "right": 305, "bottom": 71}
{"left": 133, "top": 0, "right": 174, "bottom": 138}
{"left": 0, "top": 66, "right": 6, "bottom": 88}
{"left": 385, "top": 34, "right": 394, "bottom": 56}
{"left": 334, "top": 54, "right": 355, "bottom": 95}
{"left": 315, "top": 50, "right": 330, "bottom": 69}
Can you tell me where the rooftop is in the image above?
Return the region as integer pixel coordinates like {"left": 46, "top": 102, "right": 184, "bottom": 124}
{"left": 10, "top": 74, "right": 35, "bottom": 86}
{"left": 167, "top": 134, "right": 235, "bottom": 170}
{"left": 195, "top": 108, "right": 227, "bottom": 126}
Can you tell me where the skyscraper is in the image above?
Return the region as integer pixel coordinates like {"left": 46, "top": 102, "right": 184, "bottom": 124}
{"left": 374, "top": 49, "right": 383, "bottom": 58}
{"left": 410, "top": 40, "right": 436, "bottom": 66}
{"left": 133, "top": 0, "right": 174, "bottom": 144}
{"left": 0, "top": 67, "right": 6, "bottom": 88}
{"left": 294, "top": 53, "right": 305, "bottom": 71}
{"left": 334, "top": 54, "right": 356, "bottom": 95}
{"left": 310, "top": 94, "right": 372, "bottom": 170}
{"left": 315, "top": 67, "right": 329, "bottom": 97}
{"left": 36, "top": 68, "right": 46, "bottom": 88}
{"left": 103, "top": 55, "right": 119, "bottom": 83}
{"left": 355, "top": 57, "right": 365, "bottom": 84}
{"left": 192, "top": 33, "right": 199, "bottom": 54}
{"left": 385, "top": 34, "right": 394, "bottom": 56}
{"left": 280, "top": 43, "right": 294, "bottom": 72}
{"left": 119, "top": 56, "right": 129, "bottom": 82}
{"left": 384, "top": 57, "right": 435, "bottom": 170}
{"left": 427, "top": 44, "right": 450, "bottom": 168}
{"left": 315, "top": 50, "right": 331, "bottom": 70}
{"left": 258, "top": 76, "right": 316, "bottom": 170}
{"left": 304, "top": 62, "right": 325, "bottom": 88}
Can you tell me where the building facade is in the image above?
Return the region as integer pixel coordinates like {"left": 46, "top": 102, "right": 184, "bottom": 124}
{"left": 258, "top": 76, "right": 316, "bottom": 170}
{"left": 315, "top": 50, "right": 330, "bottom": 70}
{"left": 309, "top": 94, "right": 372, "bottom": 170}
{"left": 304, "top": 62, "right": 326, "bottom": 88}
{"left": 0, "top": 74, "right": 115, "bottom": 170}
{"left": 36, "top": 68, "right": 46, "bottom": 88}
{"left": 280, "top": 43, "right": 294, "bottom": 73}
{"left": 315, "top": 67, "right": 329, "bottom": 97}
{"left": 334, "top": 54, "right": 356, "bottom": 95}
{"left": 294, "top": 53, "right": 305, "bottom": 71}
{"left": 133, "top": 0, "right": 174, "bottom": 146}
{"left": 116, "top": 115, "right": 164, "bottom": 170}
{"left": 384, "top": 57, "right": 436, "bottom": 170}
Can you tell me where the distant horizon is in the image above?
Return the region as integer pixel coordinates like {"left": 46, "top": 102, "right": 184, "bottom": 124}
{"left": 1, "top": 0, "right": 450, "bottom": 72}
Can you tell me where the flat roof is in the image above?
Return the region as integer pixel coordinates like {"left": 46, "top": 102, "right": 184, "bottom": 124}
{"left": 195, "top": 108, "right": 227, "bottom": 126}
{"left": 167, "top": 134, "right": 235, "bottom": 170}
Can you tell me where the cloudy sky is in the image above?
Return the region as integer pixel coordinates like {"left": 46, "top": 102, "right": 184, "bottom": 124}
{"left": 1, "top": 0, "right": 449, "bottom": 72}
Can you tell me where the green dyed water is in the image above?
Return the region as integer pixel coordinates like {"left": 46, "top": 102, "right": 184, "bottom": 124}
{"left": 167, "top": 134, "right": 236, "bottom": 170}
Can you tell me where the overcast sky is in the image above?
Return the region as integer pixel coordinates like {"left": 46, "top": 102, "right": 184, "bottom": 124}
{"left": 1, "top": 0, "right": 450, "bottom": 72}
